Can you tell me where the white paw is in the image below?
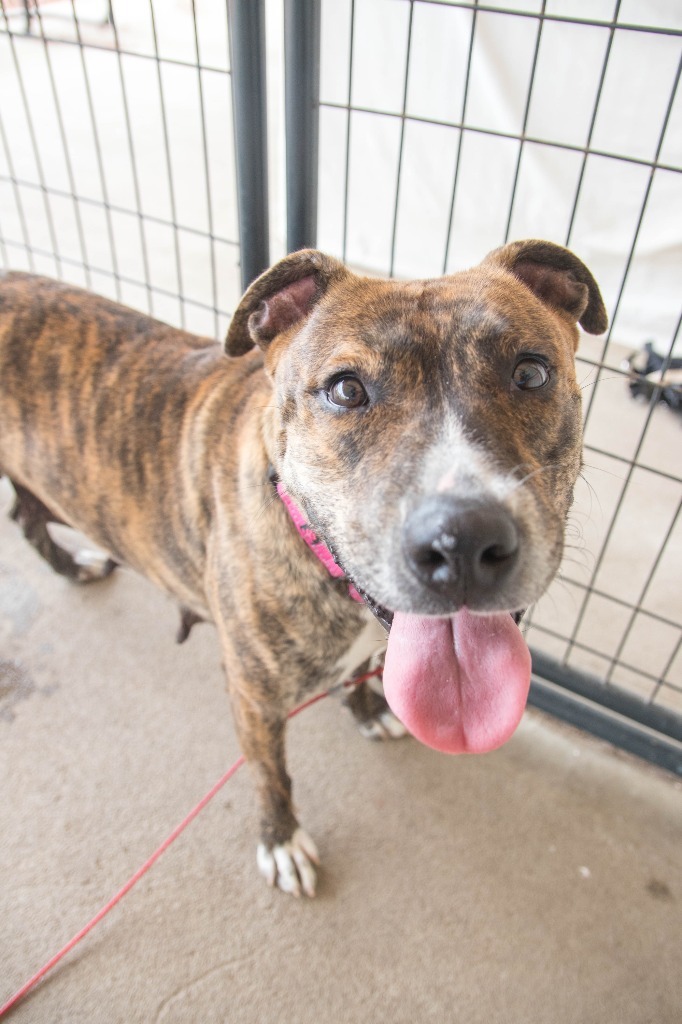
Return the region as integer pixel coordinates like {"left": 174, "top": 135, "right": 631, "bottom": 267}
{"left": 74, "top": 549, "right": 116, "bottom": 582}
{"left": 358, "top": 708, "right": 408, "bottom": 741}
{"left": 256, "top": 828, "right": 320, "bottom": 898}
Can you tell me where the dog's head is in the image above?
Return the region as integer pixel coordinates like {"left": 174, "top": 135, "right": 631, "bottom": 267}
{"left": 226, "top": 239, "right": 606, "bottom": 618}
{"left": 226, "top": 241, "right": 607, "bottom": 753}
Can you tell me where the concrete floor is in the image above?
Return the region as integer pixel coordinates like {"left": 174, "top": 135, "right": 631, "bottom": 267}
{"left": 1, "top": 477, "right": 681, "bottom": 1024}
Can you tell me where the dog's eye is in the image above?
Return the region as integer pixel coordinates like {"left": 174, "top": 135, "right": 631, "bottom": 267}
{"left": 327, "top": 375, "right": 368, "bottom": 409}
{"left": 512, "top": 358, "right": 550, "bottom": 391}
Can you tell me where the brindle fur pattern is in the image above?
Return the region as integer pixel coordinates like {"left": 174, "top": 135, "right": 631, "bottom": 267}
{"left": 0, "top": 242, "right": 607, "bottom": 895}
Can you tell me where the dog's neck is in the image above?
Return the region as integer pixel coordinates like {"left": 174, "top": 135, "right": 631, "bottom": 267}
{"left": 273, "top": 477, "right": 363, "bottom": 604}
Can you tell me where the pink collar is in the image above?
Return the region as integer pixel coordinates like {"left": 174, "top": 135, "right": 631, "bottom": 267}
{"left": 276, "top": 482, "right": 363, "bottom": 603}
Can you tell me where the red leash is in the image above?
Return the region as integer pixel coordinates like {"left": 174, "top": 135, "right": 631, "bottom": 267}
{"left": 0, "top": 671, "right": 382, "bottom": 1018}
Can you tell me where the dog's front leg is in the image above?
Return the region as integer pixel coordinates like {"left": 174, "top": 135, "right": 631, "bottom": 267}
{"left": 227, "top": 686, "right": 320, "bottom": 897}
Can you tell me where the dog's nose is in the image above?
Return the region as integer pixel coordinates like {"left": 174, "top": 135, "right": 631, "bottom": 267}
{"left": 402, "top": 496, "right": 519, "bottom": 604}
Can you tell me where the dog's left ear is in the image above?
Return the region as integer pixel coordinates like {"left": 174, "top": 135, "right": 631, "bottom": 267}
{"left": 485, "top": 239, "right": 608, "bottom": 335}
{"left": 225, "top": 249, "right": 347, "bottom": 356}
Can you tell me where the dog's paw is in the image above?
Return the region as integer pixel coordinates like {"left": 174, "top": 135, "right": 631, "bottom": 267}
{"left": 256, "top": 828, "right": 320, "bottom": 898}
{"left": 358, "top": 708, "right": 408, "bottom": 741}
{"left": 74, "top": 549, "right": 118, "bottom": 583}
{"left": 344, "top": 682, "right": 408, "bottom": 742}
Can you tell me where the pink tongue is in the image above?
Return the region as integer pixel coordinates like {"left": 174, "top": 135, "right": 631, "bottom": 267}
{"left": 382, "top": 609, "right": 531, "bottom": 754}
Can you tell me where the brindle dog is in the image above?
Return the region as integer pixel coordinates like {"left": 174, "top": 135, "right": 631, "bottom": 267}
{"left": 0, "top": 241, "right": 607, "bottom": 897}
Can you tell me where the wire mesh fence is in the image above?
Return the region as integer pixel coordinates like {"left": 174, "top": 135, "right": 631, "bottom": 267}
{"left": 0, "top": 0, "right": 241, "bottom": 339}
{"left": 0, "top": 0, "right": 680, "bottom": 766}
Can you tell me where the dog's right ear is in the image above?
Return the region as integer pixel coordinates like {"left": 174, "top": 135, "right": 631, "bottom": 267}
{"left": 225, "top": 250, "right": 347, "bottom": 356}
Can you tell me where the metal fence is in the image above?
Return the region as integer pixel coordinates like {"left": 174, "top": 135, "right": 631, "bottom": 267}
{"left": 0, "top": 0, "right": 680, "bottom": 772}
{"left": 0, "top": 0, "right": 258, "bottom": 336}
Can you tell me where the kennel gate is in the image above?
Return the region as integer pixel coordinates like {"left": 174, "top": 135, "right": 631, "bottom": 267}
{"left": 0, "top": 0, "right": 680, "bottom": 774}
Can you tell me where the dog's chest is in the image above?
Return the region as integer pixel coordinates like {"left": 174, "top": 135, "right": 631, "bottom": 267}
{"left": 331, "top": 608, "right": 387, "bottom": 686}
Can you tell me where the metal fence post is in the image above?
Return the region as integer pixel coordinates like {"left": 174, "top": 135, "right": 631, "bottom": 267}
{"left": 227, "top": 0, "right": 270, "bottom": 290}
{"left": 283, "top": 0, "right": 321, "bottom": 252}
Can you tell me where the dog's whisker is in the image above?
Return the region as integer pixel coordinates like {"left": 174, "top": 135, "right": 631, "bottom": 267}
{"left": 561, "top": 545, "right": 595, "bottom": 572}
{"left": 528, "top": 587, "right": 563, "bottom": 621}
{"left": 577, "top": 469, "right": 602, "bottom": 518}
{"left": 506, "top": 462, "right": 560, "bottom": 494}
{"left": 569, "top": 550, "right": 594, "bottom": 572}
{"left": 562, "top": 534, "right": 591, "bottom": 555}
{"left": 563, "top": 528, "right": 587, "bottom": 549}
{"left": 255, "top": 492, "right": 279, "bottom": 522}
{"left": 546, "top": 576, "right": 580, "bottom": 611}
{"left": 579, "top": 374, "right": 624, "bottom": 391}
{"left": 580, "top": 462, "right": 626, "bottom": 482}
{"left": 564, "top": 544, "right": 590, "bottom": 567}
{"left": 578, "top": 367, "right": 598, "bottom": 388}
